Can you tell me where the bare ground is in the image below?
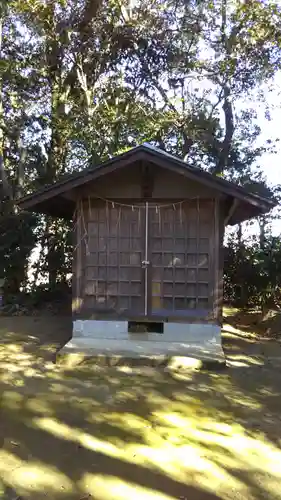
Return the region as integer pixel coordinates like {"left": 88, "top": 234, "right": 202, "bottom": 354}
{"left": 1, "top": 313, "right": 281, "bottom": 500}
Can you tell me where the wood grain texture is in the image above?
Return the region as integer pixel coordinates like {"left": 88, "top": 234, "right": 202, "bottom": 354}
{"left": 76, "top": 198, "right": 217, "bottom": 321}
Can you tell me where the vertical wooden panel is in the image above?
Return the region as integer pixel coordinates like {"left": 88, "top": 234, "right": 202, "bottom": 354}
{"left": 72, "top": 199, "right": 83, "bottom": 316}
{"left": 84, "top": 200, "right": 144, "bottom": 315}
{"left": 217, "top": 204, "right": 225, "bottom": 325}
{"left": 213, "top": 197, "right": 222, "bottom": 323}
{"left": 149, "top": 200, "right": 214, "bottom": 316}
{"left": 72, "top": 205, "right": 77, "bottom": 315}
{"left": 76, "top": 197, "right": 218, "bottom": 319}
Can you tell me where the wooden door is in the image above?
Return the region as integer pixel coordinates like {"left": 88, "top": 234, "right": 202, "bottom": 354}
{"left": 148, "top": 201, "right": 213, "bottom": 318}
{"left": 85, "top": 203, "right": 146, "bottom": 317}
{"left": 85, "top": 200, "right": 214, "bottom": 320}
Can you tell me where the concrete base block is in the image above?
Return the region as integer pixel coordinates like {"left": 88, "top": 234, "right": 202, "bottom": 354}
{"left": 73, "top": 320, "right": 129, "bottom": 338}
{"left": 59, "top": 319, "right": 225, "bottom": 369}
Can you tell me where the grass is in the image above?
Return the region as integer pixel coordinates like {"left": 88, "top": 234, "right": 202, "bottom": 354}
{"left": 223, "top": 306, "right": 281, "bottom": 339}
{"left": 1, "top": 311, "right": 281, "bottom": 499}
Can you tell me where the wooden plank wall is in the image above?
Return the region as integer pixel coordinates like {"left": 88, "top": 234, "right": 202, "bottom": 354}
{"left": 72, "top": 197, "right": 223, "bottom": 323}
{"left": 149, "top": 200, "right": 214, "bottom": 314}
{"left": 83, "top": 200, "right": 144, "bottom": 316}
{"left": 212, "top": 198, "right": 224, "bottom": 323}
{"left": 72, "top": 199, "right": 87, "bottom": 317}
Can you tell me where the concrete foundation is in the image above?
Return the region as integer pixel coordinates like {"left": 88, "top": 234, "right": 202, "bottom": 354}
{"left": 60, "top": 320, "right": 225, "bottom": 365}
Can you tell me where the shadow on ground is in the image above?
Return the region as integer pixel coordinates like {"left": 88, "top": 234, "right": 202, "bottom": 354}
{"left": 1, "top": 316, "right": 281, "bottom": 499}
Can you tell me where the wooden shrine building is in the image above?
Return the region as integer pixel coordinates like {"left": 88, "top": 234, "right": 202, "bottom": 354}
{"left": 17, "top": 144, "right": 275, "bottom": 362}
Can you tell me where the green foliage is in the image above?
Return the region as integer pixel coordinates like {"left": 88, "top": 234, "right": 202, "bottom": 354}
{"left": 0, "top": 0, "right": 280, "bottom": 308}
{"left": 224, "top": 235, "right": 281, "bottom": 310}
{"left": 0, "top": 205, "right": 38, "bottom": 295}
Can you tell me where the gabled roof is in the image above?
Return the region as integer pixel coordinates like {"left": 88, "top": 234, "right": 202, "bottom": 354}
{"left": 17, "top": 143, "right": 276, "bottom": 224}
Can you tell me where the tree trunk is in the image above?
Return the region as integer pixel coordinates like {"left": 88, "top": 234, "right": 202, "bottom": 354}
{"left": 213, "top": 0, "right": 235, "bottom": 175}
{"left": 259, "top": 217, "right": 266, "bottom": 249}
{"left": 46, "top": 219, "right": 58, "bottom": 290}
{"left": 44, "top": 4, "right": 71, "bottom": 287}
{"left": 237, "top": 223, "right": 242, "bottom": 245}
{"left": 0, "top": 15, "right": 12, "bottom": 200}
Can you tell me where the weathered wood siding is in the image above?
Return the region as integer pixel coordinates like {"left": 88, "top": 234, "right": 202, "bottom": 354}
{"left": 80, "top": 164, "right": 142, "bottom": 198}
{"left": 78, "top": 163, "right": 221, "bottom": 200}
{"left": 73, "top": 163, "right": 223, "bottom": 323}
{"left": 84, "top": 201, "right": 144, "bottom": 316}
{"left": 149, "top": 199, "right": 215, "bottom": 316}
{"left": 72, "top": 200, "right": 85, "bottom": 316}
{"left": 152, "top": 166, "right": 218, "bottom": 198}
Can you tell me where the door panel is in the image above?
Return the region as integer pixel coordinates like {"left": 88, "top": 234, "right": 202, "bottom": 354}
{"left": 149, "top": 201, "right": 214, "bottom": 316}
{"left": 85, "top": 203, "right": 145, "bottom": 315}
{"left": 85, "top": 200, "right": 214, "bottom": 319}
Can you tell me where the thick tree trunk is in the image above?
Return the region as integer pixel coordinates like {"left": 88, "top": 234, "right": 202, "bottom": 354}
{"left": 215, "top": 85, "right": 234, "bottom": 174}
{"left": 0, "top": 16, "right": 12, "bottom": 200}
{"left": 213, "top": 0, "right": 235, "bottom": 175}
{"left": 44, "top": 4, "right": 71, "bottom": 287}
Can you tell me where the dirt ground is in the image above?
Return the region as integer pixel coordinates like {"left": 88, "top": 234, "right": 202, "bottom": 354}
{"left": 1, "top": 313, "right": 281, "bottom": 500}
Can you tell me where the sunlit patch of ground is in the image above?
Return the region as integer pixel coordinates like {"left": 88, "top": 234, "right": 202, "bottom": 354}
{"left": 1, "top": 316, "right": 281, "bottom": 499}
{"left": 223, "top": 306, "right": 281, "bottom": 340}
